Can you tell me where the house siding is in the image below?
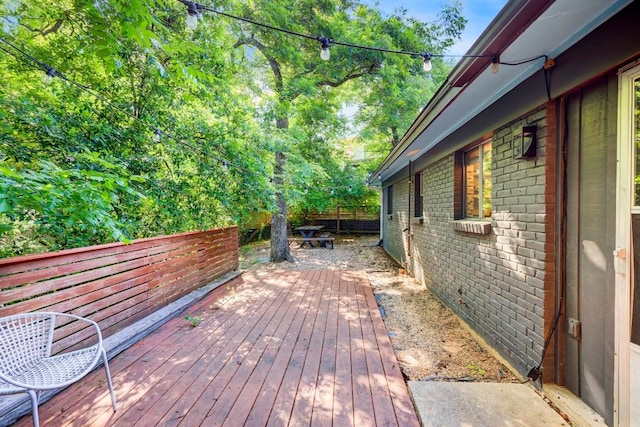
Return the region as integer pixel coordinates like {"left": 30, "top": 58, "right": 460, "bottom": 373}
{"left": 383, "top": 181, "right": 410, "bottom": 266}
{"left": 390, "top": 107, "right": 551, "bottom": 377}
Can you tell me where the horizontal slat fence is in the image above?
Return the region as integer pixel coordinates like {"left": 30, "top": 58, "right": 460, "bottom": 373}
{"left": 307, "top": 206, "right": 379, "bottom": 221}
{"left": 0, "top": 227, "right": 238, "bottom": 354}
{"left": 299, "top": 205, "right": 380, "bottom": 234}
{"left": 310, "top": 219, "right": 380, "bottom": 233}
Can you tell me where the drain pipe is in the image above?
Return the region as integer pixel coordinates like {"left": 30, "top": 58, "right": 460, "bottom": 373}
{"left": 406, "top": 161, "right": 412, "bottom": 259}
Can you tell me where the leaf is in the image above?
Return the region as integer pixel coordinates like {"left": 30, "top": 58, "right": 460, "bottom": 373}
{"left": 0, "top": 198, "right": 10, "bottom": 213}
{"left": 96, "top": 47, "right": 111, "bottom": 58}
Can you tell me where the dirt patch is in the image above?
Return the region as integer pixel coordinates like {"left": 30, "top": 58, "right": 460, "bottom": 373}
{"left": 240, "top": 235, "right": 519, "bottom": 382}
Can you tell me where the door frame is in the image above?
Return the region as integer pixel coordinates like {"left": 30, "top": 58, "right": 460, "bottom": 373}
{"left": 614, "top": 61, "right": 640, "bottom": 427}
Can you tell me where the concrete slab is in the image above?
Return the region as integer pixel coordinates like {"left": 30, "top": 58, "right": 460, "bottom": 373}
{"left": 409, "top": 381, "right": 569, "bottom": 427}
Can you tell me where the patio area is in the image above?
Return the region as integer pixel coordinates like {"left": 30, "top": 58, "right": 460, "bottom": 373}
{"left": 13, "top": 269, "right": 419, "bottom": 426}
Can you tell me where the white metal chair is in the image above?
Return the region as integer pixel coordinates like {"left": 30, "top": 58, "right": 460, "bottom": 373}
{"left": 0, "top": 312, "right": 117, "bottom": 427}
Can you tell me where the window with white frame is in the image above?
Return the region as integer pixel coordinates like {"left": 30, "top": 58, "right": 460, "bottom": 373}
{"left": 463, "top": 140, "right": 492, "bottom": 219}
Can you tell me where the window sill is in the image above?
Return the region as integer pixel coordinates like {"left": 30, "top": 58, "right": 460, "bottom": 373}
{"left": 453, "top": 220, "right": 492, "bottom": 235}
{"left": 412, "top": 217, "right": 424, "bottom": 225}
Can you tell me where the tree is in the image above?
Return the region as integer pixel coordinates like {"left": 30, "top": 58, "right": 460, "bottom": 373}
{"left": 229, "top": 0, "right": 465, "bottom": 262}
{"left": 0, "top": 0, "right": 271, "bottom": 255}
{"left": 0, "top": 0, "right": 465, "bottom": 260}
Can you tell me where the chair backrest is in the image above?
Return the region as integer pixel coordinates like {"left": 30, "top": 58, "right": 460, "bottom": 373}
{"left": 0, "top": 313, "right": 55, "bottom": 377}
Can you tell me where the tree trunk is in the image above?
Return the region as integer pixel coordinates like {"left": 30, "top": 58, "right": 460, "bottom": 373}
{"left": 270, "top": 118, "right": 293, "bottom": 262}
{"left": 391, "top": 126, "right": 400, "bottom": 147}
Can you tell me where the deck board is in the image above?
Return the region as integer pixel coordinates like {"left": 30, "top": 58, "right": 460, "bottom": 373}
{"left": 12, "top": 270, "right": 419, "bottom": 427}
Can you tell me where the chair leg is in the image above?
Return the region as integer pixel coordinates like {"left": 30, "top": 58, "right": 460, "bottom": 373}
{"left": 101, "top": 348, "right": 117, "bottom": 412}
{"left": 27, "top": 390, "right": 40, "bottom": 427}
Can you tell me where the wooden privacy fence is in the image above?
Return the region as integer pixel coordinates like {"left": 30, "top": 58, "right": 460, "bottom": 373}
{"left": 301, "top": 205, "right": 380, "bottom": 233}
{"left": 0, "top": 227, "right": 238, "bottom": 355}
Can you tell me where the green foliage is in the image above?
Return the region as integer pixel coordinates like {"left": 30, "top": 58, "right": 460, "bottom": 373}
{"left": 466, "top": 362, "right": 487, "bottom": 377}
{"left": 184, "top": 314, "right": 202, "bottom": 327}
{"left": 0, "top": 153, "right": 145, "bottom": 254}
{"left": 0, "top": 0, "right": 465, "bottom": 258}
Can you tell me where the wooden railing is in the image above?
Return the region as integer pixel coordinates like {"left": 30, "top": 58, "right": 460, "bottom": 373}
{"left": 0, "top": 227, "right": 238, "bottom": 354}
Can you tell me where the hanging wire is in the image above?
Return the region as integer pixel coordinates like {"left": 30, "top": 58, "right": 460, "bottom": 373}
{"left": 0, "top": 34, "right": 263, "bottom": 178}
{"left": 4, "top": 0, "right": 550, "bottom": 192}
{"left": 176, "top": 0, "right": 556, "bottom": 80}
{"left": 177, "top": 0, "right": 494, "bottom": 64}
{"left": 0, "top": 35, "right": 367, "bottom": 193}
{"left": 499, "top": 54, "right": 548, "bottom": 66}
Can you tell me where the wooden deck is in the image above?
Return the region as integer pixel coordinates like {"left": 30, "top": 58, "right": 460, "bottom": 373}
{"left": 14, "top": 270, "right": 419, "bottom": 426}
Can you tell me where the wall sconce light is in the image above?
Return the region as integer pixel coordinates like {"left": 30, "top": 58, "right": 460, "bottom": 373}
{"left": 513, "top": 125, "right": 537, "bottom": 159}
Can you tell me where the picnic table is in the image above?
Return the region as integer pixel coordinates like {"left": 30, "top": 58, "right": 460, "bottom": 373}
{"left": 290, "top": 225, "right": 334, "bottom": 249}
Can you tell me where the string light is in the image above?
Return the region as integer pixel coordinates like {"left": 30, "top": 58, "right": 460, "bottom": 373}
{"left": 318, "top": 37, "right": 331, "bottom": 61}
{"left": 176, "top": 1, "right": 552, "bottom": 75}
{"left": 184, "top": 1, "right": 200, "bottom": 30}
{"left": 491, "top": 55, "right": 499, "bottom": 74}
{"left": 422, "top": 53, "right": 432, "bottom": 72}
{"left": 42, "top": 65, "right": 58, "bottom": 85}
{"left": 1, "top": 8, "right": 549, "bottom": 195}
{"left": 0, "top": 34, "right": 373, "bottom": 196}
{"left": 176, "top": 0, "right": 498, "bottom": 73}
{"left": 0, "top": 35, "right": 253, "bottom": 177}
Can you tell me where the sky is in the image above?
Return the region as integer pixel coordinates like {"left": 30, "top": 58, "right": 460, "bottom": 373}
{"left": 366, "top": 0, "right": 508, "bottom": 56}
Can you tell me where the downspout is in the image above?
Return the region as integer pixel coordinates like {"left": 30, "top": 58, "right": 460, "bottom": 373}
{"left": 378, "top": 187, "right": 384, "bottom": 246}
{"left": 406, "top": 161, "right": 412, "bottom": 259}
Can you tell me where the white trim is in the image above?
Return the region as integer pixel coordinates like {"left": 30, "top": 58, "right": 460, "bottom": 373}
{"left": 615, "top": 63, "right": 640, "bottom": 427}
{"left": 631, "top": 344, "right": 640, "bottom": 425}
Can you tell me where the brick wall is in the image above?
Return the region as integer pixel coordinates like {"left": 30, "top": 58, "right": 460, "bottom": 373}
{"left": 387, "top": 107, "right": 552, "bottom": 376}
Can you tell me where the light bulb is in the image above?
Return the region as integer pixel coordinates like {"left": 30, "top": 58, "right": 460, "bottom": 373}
{"left": 491, "top": 55, "right": 500, "bottom": 74}
{"left": 422, "top": 57, "right": 432, "bottom": 72}
{"left": 42, "top": 73, "right": 54, "bottom": 85}
{"left": 318, "top": 37, "right": 331, "bottom": 61}
{"left": 186, "top": 12, "right": 198, "bottom": 30}
{"left": 42, "top": 67, "right": 57, "bottom": 85}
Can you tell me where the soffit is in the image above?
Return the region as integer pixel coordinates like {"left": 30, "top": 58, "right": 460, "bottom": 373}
{"left": 374, "top": 0, "right": 631, "bottom": 185}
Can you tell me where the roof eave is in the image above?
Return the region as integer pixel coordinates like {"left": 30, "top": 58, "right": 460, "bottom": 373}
{"left": 372, "top": 0, "right": 555, "bottom": 184}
